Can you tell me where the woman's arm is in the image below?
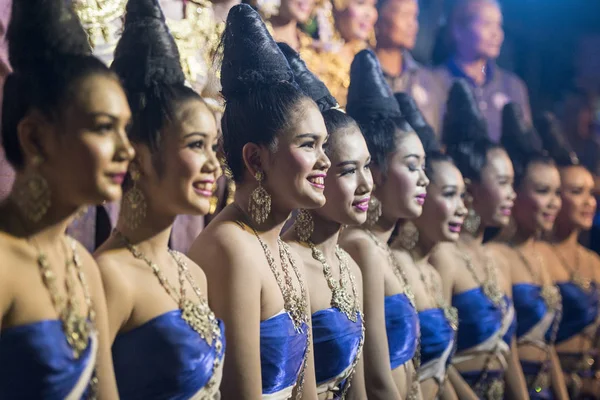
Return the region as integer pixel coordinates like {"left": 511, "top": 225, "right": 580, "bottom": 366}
{"left": 550, "top": 346, "right": 569, "bottom": 400}
{"left": 342, "top": 237, "right": 402, "bottom": 400}
{"left": 439, "top": 371, "right": 459, "bottom": 400}
{"left": 447, "top": 366, "right": 479, "bottom": 400}
{"left": 504, "top": 337, "right": 529, "bottom": 400}
{"left": 80, "top": 246, "right": 119, "bottom": 399}
{"left": 193, "top": 241, "right": 264, "bottom": 400}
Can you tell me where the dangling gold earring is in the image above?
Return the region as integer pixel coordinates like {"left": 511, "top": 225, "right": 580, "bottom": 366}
{"left": 295, "top": 209, "right": 314, "bottom": 242}
{"left": 209, "top": 183, "right": 219, "bottom": 215}
{"left": 398, "top": 221, "right": 419, "bottom": 250}
{"left": 464, "top": 207, "right": 481, "bottom": 235}
{"left": 13, "top": 155, "right": 51, "bottom": 222}
{"left": 366, "top": 195, "right": 382, "bottom": 226}
{"left": 249, "top": 171, "right": 271, "bottom": 224}
{"left": 122, "top": 167, "right": 146, "bottom": 230}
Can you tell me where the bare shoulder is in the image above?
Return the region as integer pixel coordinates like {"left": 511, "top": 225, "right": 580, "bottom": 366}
{"left": 174, "top": 251, "right": 209, "bottom": 293}
{"left": 485, "top": 241, "right": 512, "bottom": 258}
{"left": 93, "top": 247, "right": 134, "bottom": 300}
{"left": 339, "top": 229, "right": 382, "bottom": 265}
{"left": 0, "top": 233, "right": 29, "bottom": 313}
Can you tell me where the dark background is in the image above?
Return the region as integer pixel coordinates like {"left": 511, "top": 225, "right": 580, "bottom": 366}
{"left": 413, "top": 0, "right": 600, "bottom": 115}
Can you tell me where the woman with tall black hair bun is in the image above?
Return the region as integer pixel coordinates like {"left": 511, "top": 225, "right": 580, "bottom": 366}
{"left": 340, "top": 49, "right": 427, "bottom": 400}
{"left": 390, "top": 90, "right": 465, "bottom": 400}
{"left": 485, "top": 103, "right": 569, "bottom": 399}
{"left": 0, "top": 0, "right": 135, "bottom": 398}
{"left": 93, "top": 0, "right": 224, "bottom": 398}
{"left": 427, "top": 80, "right": 529, "bottom": 400}
{"left": 188, "top": 4, "right": 329, "bottom": 399}
{"left": 278, "top": 42, "right": 370, "bottom": 399}
{"left": 537, "top": 113, "right": 600, "bottom": 400}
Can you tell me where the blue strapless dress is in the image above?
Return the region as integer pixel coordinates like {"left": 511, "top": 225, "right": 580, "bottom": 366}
{"left": 556, "top": 282, "right": 598, "bottom": 344}
{"left": 418, "top": 308, "right": 456, "bottom": 383}
{"left": 260, "top": 310, "right": 308, "bottom": 399}
{"left": 312, "top": 308, "right": 363, "bottom": 396}
{"left": 452, "top": 288, "right": 516, "bottom": 397}
{"left": 0, "top": 320, "right": 97, "bottom": 399}
{"left": 385, "top": 293, "right": 419, "bottom": 370}
{"left": 112, "top": 310, "right": 225, "bottom": 399}
{"left": 513, "top": 283, "right": 561, "bottom": 400}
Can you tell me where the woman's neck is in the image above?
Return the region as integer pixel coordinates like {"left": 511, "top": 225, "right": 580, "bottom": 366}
{"left": 508, "top": 225, "right": 537, "bottom": 249}
{"left": 459, "top": 223, "right": 486, "bottom": 246}
{"left": 553, "top": 227, "right": 580, "bottom": 248}
{"left": 367, "top": 211, "right": 398, "bottom": 246}
{"left": 115, "top": 198, "right": 176, "bottom": 260}
{"left": 5, "top": 184, "right": 79, "bottom": 247}
{"left": 270, "top": 16, "right": 300, "bottom": 50}
{"left": 376, "top": 46, "right": 405, "bottom": 77}
{"left": 298, "top": 211, "right": 342, "bottom": 259}
{"left": 233, "top": 184, "right": 292, "bottom": 243}
{"left": 211, "top": 0, "right": 239, "bottom": 23}
{"left": 412, "top": 230, "right": 438, "bottom": 264}
{"left": 453, "top": 54, "right": 488, "bottom": 86}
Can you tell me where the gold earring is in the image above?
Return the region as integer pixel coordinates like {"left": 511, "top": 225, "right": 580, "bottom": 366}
{"left": 464, "top": 208, "right": 481, "bottom": 235}
{"left": 249, "top": 171, "right": 271, "bottom": 224}
{"left": 295, "top": 209, "right": 314, "bottom": 242}
{"left": 399, "top": 221, "right": 419, "bottom": 250}
{"left": 122, "top": 167, "right": 146, "bottom": 230}
{"left": 13, "top": 155, "right": 51, "bottom": 222}
{"left": 366, "top": 196, "right": 382, "bottom": 226}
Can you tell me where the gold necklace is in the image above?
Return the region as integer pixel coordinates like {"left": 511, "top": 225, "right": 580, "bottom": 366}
{"left": 512, "top": 244, "right": 561, "bottom": 310}
{"left": 114, "top": 230, "right": 224, "bottom": 393}
{"left": 512, "top": 243, "right": 563, "bottom": 393}
{"left": 233, "top": 204, "right": 310, "bottom": 399}
{"left": 364, "top": 229, "right": 421, "bottom": 400}
{"left": 307, "top": 242, "right": 363, "bottom": 399}
{"left": 552, "top": 245, "right": 594, "bottom": 292}
{"left": 457, "top": 245, "right": 508, "bottom": 399}
{"left": 309, "top": 243, "right": 359, "bottom": 322}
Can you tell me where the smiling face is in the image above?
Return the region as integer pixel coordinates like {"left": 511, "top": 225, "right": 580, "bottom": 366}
{"left": 452, "top": 0, "right": 504, "bottom": 61}
{"left": 471, "top": 147, "right": 516, "bottom": 228}
{"left": 415, "top": 159, "right": 467, "bottom": 243}
{"left": 277, "top": 0, "right": 316, "bottom": 23}
{"left": 316, "top": 125, "right": 373, "bottom": 225}
{"left": 556, "top": 165, "right": 596, "bottom": 232}
{"left": 261, "top": 99, "right": 331, "bottom": 210}
{"left": 39, "top": 73, "right": 134, "bottom": 207}
{"left": 335, "top": 0, "right": 378, "bottom": 43}
{"left": 376, "top": 131, "right": 429, "bottom": 220}
{"left": 136, "top": 98, "right": 220, "bottom": 216}
{"left": 512, "top": 161, "right": 562, "bottom": 233}
{"left": 376, "top": 0, "right": 419, "bottom": 50}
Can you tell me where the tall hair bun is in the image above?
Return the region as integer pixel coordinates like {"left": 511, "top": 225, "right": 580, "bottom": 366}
{"left": 220, "top": 4, "right": 295, "bottom": 98}
{"left": 442, "top": 79, "right": 489, "bottom": 147}
{"left": 501, "top": 102, "right": 544, "bottom": 161}
{"left": 277, "top": 42, "right": 338, "bottom": 112}
{"left": 346, "top": 49, "right": 401, "bottom": 120}
{"left": 111, "top": 0, "right": 185, "bottom": 92}
{"left": 7, "top": 0, "right": 91, "bottom": 71}
{"left": 536, "top": 112, "right": 579, "bottom": 167}
{"left": 395, "top": 92, "right": 440, "bottom": 153}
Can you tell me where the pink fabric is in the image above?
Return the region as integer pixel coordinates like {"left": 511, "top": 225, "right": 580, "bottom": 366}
{"left": 0, "top": 0, "right": 14, "bottom": 202}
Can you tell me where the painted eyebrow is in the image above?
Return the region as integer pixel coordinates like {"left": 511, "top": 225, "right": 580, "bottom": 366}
{"left": 336, "top": 160, "right": 359, "bottom": 167}
{"left": 182, "top": 132, "right": 209, "bottom": 139}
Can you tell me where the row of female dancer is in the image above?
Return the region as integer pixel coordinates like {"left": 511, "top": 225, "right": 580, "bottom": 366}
{"left": 0, "top": 0, "right": 598, "bottom": 399}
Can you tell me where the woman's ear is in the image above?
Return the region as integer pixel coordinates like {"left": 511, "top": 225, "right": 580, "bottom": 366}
{"left": 17, "top": 110, "right": 52, "bottom": 166}
{"left": 242, "top": 142, "right": 265, "bottom": 178}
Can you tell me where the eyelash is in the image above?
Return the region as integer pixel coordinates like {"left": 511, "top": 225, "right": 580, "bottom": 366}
{"left": 301, "top": 141, "right": 316, "bottom": 149}
{"left": 95, "top": 123, "right": 114, "bottom": 133}
{"left": 188, "top": 140, "right": 205, "bottom": 149}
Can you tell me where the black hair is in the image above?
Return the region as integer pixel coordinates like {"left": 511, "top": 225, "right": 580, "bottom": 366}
{"left": 111, "top": 0, "right": 204, "bottom": 162}
{"left": 442, "top": 80, "right": 502, "bottom": 182}
{"left": 425, "top": 151, "right": 455, "bottom": 183}
{"left": 535, "top": 112, "right": 580, "bottom": 168}
{"left": 501, "top": 102, "right": 553, "bottom": 187}
{"left": 2, "top": 0, "right": 115, "bottom": 169}
{"left": 220, "top": 4, "right": 311, "bottom": 182}
{"left": 395, "top": 91, "right": 441, "bottom": 154}
{"left": 277, "top": 42, "right": 338, "bottom": 113}
{"left": 346, "top": 49, "right": 415, "bottom": 172}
